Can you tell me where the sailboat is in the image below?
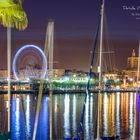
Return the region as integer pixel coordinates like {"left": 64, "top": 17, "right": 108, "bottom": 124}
{"left": 65, "top": 0, "right": 120, "bottom": 139}
{"left": 96, "top": 0, "right": 104, "bottom": 138}
{"left": 97, "top": 0, "right": 119, "bottom": 139}
{"left": 65, "top": 1, "right": 101, "bottom": 139}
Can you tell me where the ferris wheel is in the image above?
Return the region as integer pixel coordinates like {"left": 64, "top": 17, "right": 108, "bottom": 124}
{"left": 13, "top": 44, "right": 48, "bottom": 80}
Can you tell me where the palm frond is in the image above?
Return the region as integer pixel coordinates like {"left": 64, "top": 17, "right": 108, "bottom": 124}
{"left": 0, "top": 0, "right": 28, "bottom": 30}
{"left": 0, "top": 0, "right": 15, "bottom": 7}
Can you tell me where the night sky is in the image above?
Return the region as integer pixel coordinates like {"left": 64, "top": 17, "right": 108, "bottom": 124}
{"left": 0, "top": 0, "right": 140, "bottom": 71}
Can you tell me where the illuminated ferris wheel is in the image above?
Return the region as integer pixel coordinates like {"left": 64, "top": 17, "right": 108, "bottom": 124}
{"left": 13, "top": 44, "right": 48, "bottom": 80}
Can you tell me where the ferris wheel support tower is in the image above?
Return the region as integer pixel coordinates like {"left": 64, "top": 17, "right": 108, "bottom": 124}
{"left": 44, "top": 20, "right": 54, "bottom": 140}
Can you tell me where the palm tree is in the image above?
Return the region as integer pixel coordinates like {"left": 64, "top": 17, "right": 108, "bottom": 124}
{"left": 0, "top": 0, "right": 28, "bottom": 30}
{"left": 0, "top": 0, "right": 28, "bottom": 135}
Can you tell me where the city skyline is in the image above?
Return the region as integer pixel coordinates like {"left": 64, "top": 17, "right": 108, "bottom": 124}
{"left": 0, "top": 0, "right": 139, "bottom": 71}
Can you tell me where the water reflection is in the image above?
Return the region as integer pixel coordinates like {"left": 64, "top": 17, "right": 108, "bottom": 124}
{"left": 103, "top": 93, "right": 108, "bottom": 136}
{"left": 15, "top": 98, "right": 20, "bottom": 138}
{"left": 11, "top": 95, "right": 49, "bottom": 140}
{"left": 25, "top": 95, "right": 30, "bottom": 138}
{"left": 64, "top": 94, "right": 71, "bottom": 138}
{"left": 116, "top": 92, "right": 120, "bottom": 136}
{"left": 90, "top": 95, "right": 94, "bottom": 138}
{"left": 136, "top": 93, "right": 140, "bottom": 139}
{"left": 37, "top": 96, "right": 49, "bottom": 140}
{"left": 72, "top": 95, "right": 77, "bottom": 137}
{"left": 100, "top": 92, "right": 138, "bottom": 139}
{"left": 129, "top": 93, "right": 134, "bottom": 139}
{"left": 0, "top": 93, "right": 140, "bottom": 139}
{"left": 0, "top": 96, "right": 7, "bottom": 133}
{"left": 85, "top": 95, "right": 89, "bottom": 139}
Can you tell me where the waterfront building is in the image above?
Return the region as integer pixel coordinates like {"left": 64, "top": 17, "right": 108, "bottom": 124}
{"left": 18, "top": 65, "right": 42, "bottom": 80}
{"left": 123, "top": 49, "right": 140, "bottom": 81}
{"left": 127, "top": 49, "right": 138, "bottom": 69}
{"left": 0, "top": 70, "right": 13, "bottom": 80}
{"left": 0, "top": 70, "right": 8, "bottom": 80}
{"left": 54, "top": 69, "right": 65, "bottom": 77}
{"left": 103, "top": 73, "right": 118, "bottom": 80}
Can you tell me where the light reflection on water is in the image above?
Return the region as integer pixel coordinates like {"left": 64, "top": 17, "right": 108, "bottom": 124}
{"left": 26, "top": 95, "right": 30, "bottom": 138}
{"left": 64, "top": 94, "right": 70, "bottom": 138}
{"left": 116, "top": 92, "right": 120, "bottom": 136}
{"left": 15, "top": 98, "right": 20, "bottom": 138}
{"left": 72, "top": 95, "right": 77, "bottom": 137}
{"left": 129, "top": 93, "right": 133, "bottom": 139}
{"left": 136, "top": 93, "right": 140, "bottom": 139}
{"left": 103, "top": 93, "right": 108, "bottom": 136}
{"left": 0, "top": 93, "right": 140, "bottom": 139}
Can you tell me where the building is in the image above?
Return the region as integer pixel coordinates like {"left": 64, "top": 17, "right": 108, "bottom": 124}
{"left": 18, "top": 68, "right": 65, "bottom": 80}
{"left": 102, "top": 49, "right": 140, "bottom": 83}
{"left": 103, "top": 73, "right": 118, "bottom": 80}
{"left": 0, "top": 70, "right": 8, "bottom": 80}
{"left": 0, "top": 70, "right": 13, "bottom": 80}
{"left": 53, "top": 69, "right": 65, "bottom": 77}
{"left": 124, "top": 49, "right": 140, "bottom": 81}
{"left": 127, "top": 49, "right": 138, "bottom": 69}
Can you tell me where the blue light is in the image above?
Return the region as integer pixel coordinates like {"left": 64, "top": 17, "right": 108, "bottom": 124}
{"left": 13, "top": 44, "right": 48, "bottom": 80}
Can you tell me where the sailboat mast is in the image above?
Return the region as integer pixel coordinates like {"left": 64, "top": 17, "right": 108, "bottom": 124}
{"left": 98, "top": 0, "right": 104, "bottom": 89}
{"left": 137, "top": 40, "right": 140, "bottom": 84}
{"left": 97, "top": 0, "right": 105, "bottom": 139}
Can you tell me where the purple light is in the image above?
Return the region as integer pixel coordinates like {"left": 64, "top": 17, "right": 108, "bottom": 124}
{"left": 13, "top": 44, "right": 47, "bottom": 80}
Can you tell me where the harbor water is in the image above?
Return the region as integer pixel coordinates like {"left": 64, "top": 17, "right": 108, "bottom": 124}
{"left": 0, "top": 92, "right": 139, "bottom": 139}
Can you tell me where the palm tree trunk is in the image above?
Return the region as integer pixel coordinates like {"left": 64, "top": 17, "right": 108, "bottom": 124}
{"left": 7, "top": 27, "right": 11, "bottom": 133}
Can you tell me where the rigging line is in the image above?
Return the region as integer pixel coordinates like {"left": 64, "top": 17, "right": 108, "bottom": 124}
{"left": 103, "top": 14, "right": 111, "bottom": 72}
{"left": 77, "top": 16, "right": 101, "bottom": 139}
{"left": 104, "top": 13, "right": 110, "bottom": 71}
{"left": 95, "top": 51, "right": 114, "bottom": 54}
{"left": 105, "top": 55, "right": 109, "bottom": 72}
{"left": 104, "top": 13, "right": 116, "bottom": 72}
